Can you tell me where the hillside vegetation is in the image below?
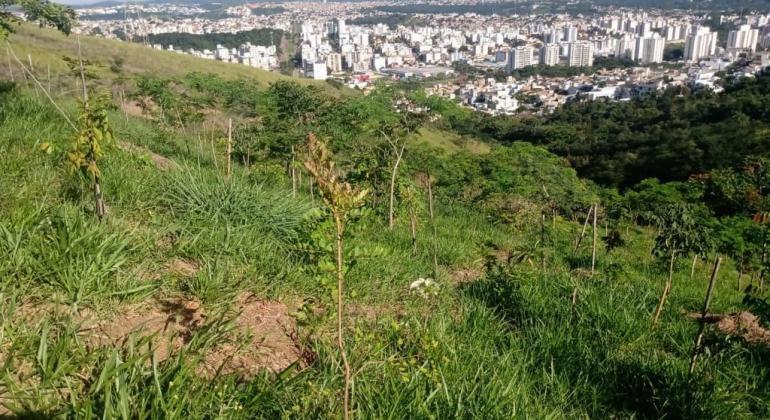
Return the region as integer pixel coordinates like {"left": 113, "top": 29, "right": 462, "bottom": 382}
{"left": 0, "top": 27, "right": 769, "bottom": 419}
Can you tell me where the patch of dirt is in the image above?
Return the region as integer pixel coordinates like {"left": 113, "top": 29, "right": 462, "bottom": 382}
{"left": 86, "top": 297, "right": 205, "bottom": 362}
{"left": 450, "top": 268, "right": 483, "bottom": 284}
{"left": 166, "top": 258, "right": 199, "bottom": 278}
{"left": 82, "top": 293, "right": 306, "bottom": 379}
{"left": 689, "top": 311, "right": 770, "bottom": 348}
{"left": 119, "top": 141, "right": 178, "bottom": 171}
{"left": 120, "top": 100, "right": 146, "bottom": 118}
{"left": 199, "top": 293, "right": 306, "bottom": 378}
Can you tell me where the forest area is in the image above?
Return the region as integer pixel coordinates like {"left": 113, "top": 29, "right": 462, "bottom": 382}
{"left": 0, "top": 7, "right": 769, "bottom": 420}
{"left": 146, "top": 28, "right": 285, "bottom": 52}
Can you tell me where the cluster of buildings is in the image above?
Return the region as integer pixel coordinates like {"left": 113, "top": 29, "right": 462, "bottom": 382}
{"left": 72, "top": 2, "right": 770, "bottom": 113}
{"left": 152, "top": 42, "right": 279, "bottom": 71}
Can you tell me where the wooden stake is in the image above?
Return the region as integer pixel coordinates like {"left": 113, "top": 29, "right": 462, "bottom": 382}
{"left": 5, "top": 43, "right": 77, "bottom": 131}
{"left": 652, "top": 250, "right": 677, "bottom": 327}
{"left": 591, "top": 203, "right": 598, "bottom": 276}
{"left": 541, "top": 213, "right": 547, "bottom": 272}
{"left": 291, "top": 145, "right": 297, "bottom": 198}
{"left": 690, "top": 254, "right": 698, "bottom": 279}
{"left": 76, "top": 37, "right": 88, "bottom": 102}
{"left": 6, "top": 46, "right": 14, "bottom": 82}
{"left": 575, "top": 205, "right": 593, "bottom": 252}
{"left": 427, "top": 176, "right": 438, "bottom": 279}
{"left": 226, "top": 118, "right": 232, "bottom": 180}
{"left": 689, "top": 257, "right": 722, "bottom": 375}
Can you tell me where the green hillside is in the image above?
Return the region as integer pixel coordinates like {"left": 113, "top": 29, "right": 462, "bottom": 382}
{"left": 2, "top": 25, "right": 333, "bottom": 91}
{"left": 0, "top": 25, "right": 769, "bottom": 419}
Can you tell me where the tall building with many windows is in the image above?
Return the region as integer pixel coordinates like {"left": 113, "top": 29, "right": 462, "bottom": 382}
{"left": 635, "top": 34, "right": 665, "bottom": 64}
{"left": 727, "top": 24, "right": 759, "bottom": 52}
{"left": 684, "top": 27, "right": 717, "bottom": 62}
{"left": 568, "top": 41, "right": 594, "bottom": 67}
{"left": 540, "top": 44, "right": 560, "bottom": 66}
{"left": 507, "top": 46, "right": 535, "bottom": 71}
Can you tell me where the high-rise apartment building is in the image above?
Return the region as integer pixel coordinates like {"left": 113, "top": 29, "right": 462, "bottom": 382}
{"left": 684, "top": 27, "right": 718, "bottom": 62}
{"left": 727, "top": 24, "right": 759, "bottom": 52}
{"left": 540, "top": 44, "right": 560, "bottom": 66}
{"left": 568, "top": 41, "right": 594, "bottom": 67}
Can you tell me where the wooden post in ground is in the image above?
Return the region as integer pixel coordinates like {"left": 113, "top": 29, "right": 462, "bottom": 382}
{"left": 690, "top": 255, "right": 698, "bottom": 279}
{"left": 689, "top": 257, "right": 722, "bottom": 375}
{"left": 427, "top": 175, "right": 438, "bottom": 279}
{"left": 226, "top": 118, "right": 233, "bottom": 180}
{"left": 652, "top": 250, "right": 677, "bottom": 327}
{"left": 591, "top": 203, "right": 598, "bottom": 276}
{"left": 291, "top": 145, "right": 297, "bottom": 198}
{"left": 541, "top": 213, "right": 546, "bottom": 272}
{"left": 575, "top": 205, "right": 593, "bottom": 252}
{"left": 5, "top": 46, "right": 13, "bottom": 82}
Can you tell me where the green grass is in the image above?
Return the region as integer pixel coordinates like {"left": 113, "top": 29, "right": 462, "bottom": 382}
{"left": 0, "top": 81, "right": 768, "bottom": 419}
{"left": 2, "top": 25, "right": 345, "bottom": 95}
{"left": 413, "top": 127, "right": 491, "bottom": 155}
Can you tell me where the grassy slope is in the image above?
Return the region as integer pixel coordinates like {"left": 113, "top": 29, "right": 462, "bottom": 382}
{"left": 2, "top": 25, "right": 336, "bottom": 91}
{"left": 1, "top": 29, "right": 769, "bottom": 417}
{"left": 1, "top": 87, "right": 768, "bottom": 418}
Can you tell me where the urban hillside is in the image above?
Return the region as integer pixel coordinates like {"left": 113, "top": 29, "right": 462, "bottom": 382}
{"left": 1, "top": 25, "right": 769, "bottom": 419}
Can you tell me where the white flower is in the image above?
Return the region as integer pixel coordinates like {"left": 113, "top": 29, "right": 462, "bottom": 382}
{"left": 410, "top": 278, "right": 439, "bottom": 298}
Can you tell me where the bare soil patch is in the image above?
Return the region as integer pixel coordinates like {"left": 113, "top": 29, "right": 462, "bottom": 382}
{"left": 80, "top": 293, "right": 306, "bottom": 378}
{"left": 166, "top": 258, "right": 199, "bottom": 278}
{"left": 689, "top": 311, "right": 770, "bottom": 348}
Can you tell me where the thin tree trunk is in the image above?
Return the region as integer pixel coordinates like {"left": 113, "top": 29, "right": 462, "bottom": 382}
{"left": 652, "top": 250, "right": 677, "bottom": 327}
{"left": 427, "top": 178, "right": 438, "bottom": 279}
{"left": 689, "top": 257, "right": 722, "bottom": 375}
{"left": 226, "top": 118, "right": 232, "bottom": 180}
{"left": 309, "top": 178, "right": 315, "bottom": 202}
{"left": 575, "top": 205, "right": 593, "bottom": 252}
{"left": 591, "top": 203, "right": 598, "bottom": 276}
{"left": 690, "top": 254, "right": 698, "bottom": 279}
{"left": 333, "top": 213, "right": 351, "bottom": 420}
{"left": 737, "top": 268, "right": 743, "bottom": 292}
{"left": 410, "top": 215, "right": 417, "bottom": 255}
{"left": 388, "top": 144, "right": 406, "bottom": 230}
{"left": 94, "top": 176, "right": 106, "bottom": 221}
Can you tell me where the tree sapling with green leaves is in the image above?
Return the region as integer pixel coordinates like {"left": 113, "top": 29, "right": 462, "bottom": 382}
{"left": 302, "top": 132, "right": 368, "bottom": 420}
{"left": 67, "top": 94, "right": 114, "bottom": 219}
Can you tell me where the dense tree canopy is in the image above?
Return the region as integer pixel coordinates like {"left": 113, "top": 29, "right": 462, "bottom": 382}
{"left": 1, "top": 0, "right": 75, "bottom": 38}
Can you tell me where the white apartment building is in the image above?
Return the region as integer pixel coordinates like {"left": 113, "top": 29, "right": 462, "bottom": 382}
{"left": 507, "top": 46, "right": 535, "bottom": 71}
{"left": 326, "top": 52, "right": 342, "bottom": 73}
{"left": 569, "top": 41, "right": 594, "bottom": 67}
{"left": 684, "top": 27, "right": 718, "bottom": 62}
{"left": 540, "top": 44, "right": 560, "bottom": 66}
{"left": 637, "top": 34, "right": 665, "bottom": 64}
{"left": 727, "top": 24, "right": 759, "bottom": 52}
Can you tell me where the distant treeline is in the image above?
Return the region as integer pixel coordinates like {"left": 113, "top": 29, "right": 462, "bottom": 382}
{"left": 415, "top": 70, "right": 770, "bottom": 188}
{"left": 349, "top": 14, "right": 414, "bottom": 29}
{"left": 147, "top": 28, "right": 284, "bottom": 52}
{"left": 250, "top": 7, "right": 286, "bottom": 16}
